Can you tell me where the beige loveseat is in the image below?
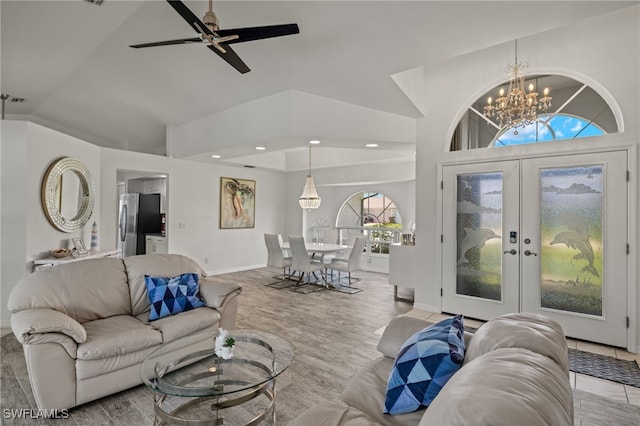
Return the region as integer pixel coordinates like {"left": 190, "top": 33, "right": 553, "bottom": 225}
{"left": 7, "top": 253, "right": 242, "bottom": 411}
{"left": 291, "top": 312, "right": 573, "bottom": 426}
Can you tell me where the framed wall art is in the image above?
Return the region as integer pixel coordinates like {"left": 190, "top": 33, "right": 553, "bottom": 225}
{"left": 72, "top": 237, "right": 88, "bottom": 255}
{"left": 219, "top": 177, "right": 256, "bottom": 229}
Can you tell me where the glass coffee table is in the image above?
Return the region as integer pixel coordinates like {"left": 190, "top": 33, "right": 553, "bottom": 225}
{"left": 140, "top": 330, "right": 294, "bottom": 425}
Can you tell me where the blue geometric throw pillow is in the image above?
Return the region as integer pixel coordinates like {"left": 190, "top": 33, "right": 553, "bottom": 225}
{"left": 144, "top": 273, "right": 206, "bottom": 321}
{"left": 383, "top": 314, "right": 465, "bottom": 415}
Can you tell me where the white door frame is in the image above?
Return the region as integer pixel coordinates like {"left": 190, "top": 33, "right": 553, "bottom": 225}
{"left": 436, "top": 144, "right": 637, "bottom": 353}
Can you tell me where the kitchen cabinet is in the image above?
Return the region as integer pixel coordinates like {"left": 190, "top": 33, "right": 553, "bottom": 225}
{"left": 145, "top": 235, "right": 168, "bottom": 254}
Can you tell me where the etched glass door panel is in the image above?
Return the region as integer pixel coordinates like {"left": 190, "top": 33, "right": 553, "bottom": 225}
{"left": 456, "top": 173, "right": 503, "bottom": 301}
{"left": 540, "top": 166, "right": 603, "bottom": 316}
{"left": 442, "top": 161, "right": 520, "bottom": 320}
{"left": 521, "top": 151, "right": 627, "bottom": 347}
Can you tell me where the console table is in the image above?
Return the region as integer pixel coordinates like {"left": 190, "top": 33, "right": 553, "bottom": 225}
{"left": 33, "top": 249, "right": 121, "bottom": 271}
{"left": 389, "top": 243, "right": 415, "bottom": 302}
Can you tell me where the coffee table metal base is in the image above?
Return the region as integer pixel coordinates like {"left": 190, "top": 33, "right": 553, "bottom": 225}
{"left": 152, "top": 379, "right": 276, "bottom": 426}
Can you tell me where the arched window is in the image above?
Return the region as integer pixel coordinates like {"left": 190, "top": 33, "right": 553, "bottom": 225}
{"left": 337, "top": 192, "right": 401, "bottom": 227}
{"left": 336, "top": 192, "right": 402, "bottom": 254}
{"left": 491, "top": 114, "right": 605, "bottom": 147}
{"left": 450, "top": 75, "right": 616, "bottom": 151}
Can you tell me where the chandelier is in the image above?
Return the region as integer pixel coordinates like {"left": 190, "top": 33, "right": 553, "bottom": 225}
{"left": 483, "top": 40, "right": 552, "bottom": 134}
{"left": 299, "top": 145, "right": 321, "bottom": 209}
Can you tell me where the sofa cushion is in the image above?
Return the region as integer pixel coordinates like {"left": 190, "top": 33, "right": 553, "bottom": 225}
{"left": 144, "top": 273, "right": 206, "bottom": 321}
{"left": 76, "top": 345, "right": 159, "bottom": 381}
{"left": 78, "top": 315, "right": 163, "bottom": 360}
{"left": 463, "top": 312, "right": 569, "bottom": 373}
{"left": 420, "top": 347, "right": 573, "bottom": 426}
{"left": 341, "top": 357, "right": 425, "bottom": 426}
{"left": 124, "top": 254, "right": 206, "bottom": 317}
{"left": 7, "top": 258, "right": 131, "bottom": 323}
{"left": 139, "top": 306, "right": 220, "bottom": 343}
{"left": 384, "top": 315, "right": 465, "bottom": 415}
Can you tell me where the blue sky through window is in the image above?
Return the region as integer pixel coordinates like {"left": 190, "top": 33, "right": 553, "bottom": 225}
{"left": 494, "top": 114, "right": 604, "bottom": 147}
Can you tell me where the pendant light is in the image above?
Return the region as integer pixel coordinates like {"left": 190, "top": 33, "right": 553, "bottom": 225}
{"left": 299, "top": 145, "right": 321, "bottom": 209}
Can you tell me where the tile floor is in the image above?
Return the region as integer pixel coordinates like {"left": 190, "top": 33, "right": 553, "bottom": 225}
{"left": 4, "top": 309, "right": 640, "bottom": 408}
{"left": 403, "top": 309, "right": 640, "bottom": 408}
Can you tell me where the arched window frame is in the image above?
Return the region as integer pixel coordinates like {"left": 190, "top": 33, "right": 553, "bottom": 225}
{"left": 335, "top": 191, "right": 403, "bottom": 255}
{"left": 450, "top": 76, "right": 617, "bottom": 151}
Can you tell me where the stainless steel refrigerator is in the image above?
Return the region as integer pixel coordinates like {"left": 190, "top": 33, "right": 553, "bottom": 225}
{"left": 117, "top": 193, "right": 162, "bottom": 257}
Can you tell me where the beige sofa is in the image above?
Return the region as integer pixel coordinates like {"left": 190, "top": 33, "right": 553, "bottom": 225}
{"left": 291, "top": 312, "right": 573, "bottom": 426}
{"left": 7, "top": 253, "right": 242, "bottom": 411}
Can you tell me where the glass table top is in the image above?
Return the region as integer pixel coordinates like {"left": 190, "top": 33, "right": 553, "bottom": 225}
{"left": 140, "top": 329, "right": 294, "bottom": 398}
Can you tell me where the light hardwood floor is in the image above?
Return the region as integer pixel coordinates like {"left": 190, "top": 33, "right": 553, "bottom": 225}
{"left": 1, "top": 267, "right": 639, "bottom": 425}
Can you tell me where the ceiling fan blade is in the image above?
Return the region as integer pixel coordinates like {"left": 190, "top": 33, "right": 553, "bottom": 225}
{"left": 216, "top": 23, "right": 299, "bottom": 44}
{"left": 130, "top": 37, "right": 202, "bottom": 49}
{"left": 167, "top": 0, "right": 215, "bottom": 37}
{"left": 207, "top": 44, "right": 250, "bottom": 74}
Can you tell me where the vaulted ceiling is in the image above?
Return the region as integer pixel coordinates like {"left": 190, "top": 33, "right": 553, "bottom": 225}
{"left": 2, "top": 1, "right": 636, "bottom": 171}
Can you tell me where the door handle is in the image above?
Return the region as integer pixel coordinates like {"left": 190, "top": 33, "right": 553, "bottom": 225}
{"left": 503, "top": 249, "right": 517, "bottom": 255}
{"left": 524, "top": 250, "right": 538, "bottom": 256}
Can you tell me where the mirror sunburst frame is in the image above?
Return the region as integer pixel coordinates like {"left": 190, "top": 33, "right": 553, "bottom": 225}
{"left": 41, "top": 157, "right": 95, "bottom": 233}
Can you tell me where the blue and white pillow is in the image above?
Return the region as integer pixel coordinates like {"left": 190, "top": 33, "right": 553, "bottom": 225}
{"left": 144, "top": 273, "right": 206, "bottom": 321}
{"left": 383, "top": 314, "right": 465, "bottom": 415}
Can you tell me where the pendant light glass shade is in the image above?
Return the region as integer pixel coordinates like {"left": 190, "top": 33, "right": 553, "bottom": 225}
{"left": 299, "top": 146, "right": 321, "bottom": 209}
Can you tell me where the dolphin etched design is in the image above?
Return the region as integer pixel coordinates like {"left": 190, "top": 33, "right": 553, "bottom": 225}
{"left": 550, "top": 231, "right": 599, "bottom": 277}
{"left": 457, "top": 228, "right": 501, "bottom": 266}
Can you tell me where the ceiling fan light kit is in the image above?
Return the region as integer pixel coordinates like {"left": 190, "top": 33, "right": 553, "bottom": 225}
{"left": 130, "top": 0, "right": 299, "bottom": 74}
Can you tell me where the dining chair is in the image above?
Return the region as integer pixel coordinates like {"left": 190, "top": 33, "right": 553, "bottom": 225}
{"left": 288, "top": 235, "right": 326, "bottom": 290}
{"left": 328, "top": 232, "right": 360, "bottom": 263}
{"left": 264, "top": 233, "right": 293, "bottom": 288}
{"left": 327, "top": 235, "right": 367, "bottom": 292}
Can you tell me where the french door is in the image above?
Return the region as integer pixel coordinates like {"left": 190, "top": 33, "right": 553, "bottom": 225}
{"left": 441, "top": 151, "right": 628, "bottom": 347}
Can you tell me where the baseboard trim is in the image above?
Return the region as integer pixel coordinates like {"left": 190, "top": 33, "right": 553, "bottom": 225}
{"left": 412, "top": 302, "right": 439, "bottom": 313}
{"left": 205, "top": 264, "right": 265, "bottom": 276}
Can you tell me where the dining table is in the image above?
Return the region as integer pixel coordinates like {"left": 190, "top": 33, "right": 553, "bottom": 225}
{"left": 280, "top": 241, "right": 349, "bottom": 285}
{"left": 280, "top": 241, "right": 348, "bottom": 258}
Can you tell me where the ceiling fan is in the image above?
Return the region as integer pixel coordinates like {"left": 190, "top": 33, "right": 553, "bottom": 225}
{"left": 130, "top": 0, "right": 299, "bottom": 74}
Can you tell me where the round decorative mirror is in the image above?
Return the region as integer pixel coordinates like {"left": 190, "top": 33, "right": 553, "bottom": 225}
{"left": 41, "top": 157, "right": 95, "bottom": 233}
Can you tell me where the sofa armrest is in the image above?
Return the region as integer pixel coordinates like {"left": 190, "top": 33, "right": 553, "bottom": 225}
{"left": 11, "top": 308, "right": 87, "bottom": 344}
{"left": 198, "top": 278, "right": 242, "bottom": 309}
{"left": 377, "top": 314, "right": 432, "bottom": 358}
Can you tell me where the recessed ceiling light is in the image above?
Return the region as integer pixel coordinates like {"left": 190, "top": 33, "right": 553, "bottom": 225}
{"left": 255, "top": 146, "right": 266, "bottom": 150}
{"left": 309, "top": 140, "right": 321, "bottom": 145}
{"left": 211, "top": 154, "right": 221, "bottom": 159}
{"left": 365, "top": 143, "right": 379, "bottom": 148}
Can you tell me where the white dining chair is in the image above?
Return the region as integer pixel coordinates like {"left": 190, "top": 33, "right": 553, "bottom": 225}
{"left": 327, "top": 236, "right": 367, "bottom": 293}
{"left": 288, "top": 235, "right": 326, "bottom": 291}
{"left": 328, "top": 232, "right": 360, "bottom": 264}
{"left": 264, "top": 233, "right": 293, "bottom": 288}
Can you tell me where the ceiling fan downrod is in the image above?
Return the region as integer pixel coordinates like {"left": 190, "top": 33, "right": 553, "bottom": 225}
{"left": 202, "top": 0, "right": 219, "bottom": 32}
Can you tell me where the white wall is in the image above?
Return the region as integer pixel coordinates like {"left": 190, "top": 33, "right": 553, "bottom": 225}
{"left": 100, "top": 148, "right": 287, "bottom": 274}
{"left": 409, "top": 6, "right": 640, "bottom": 347}
{"left": 1, "top": 121, "right": 102, "bottom": 326}
{"left": 1, "top": 121, "right": 28, "bottom": 326}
